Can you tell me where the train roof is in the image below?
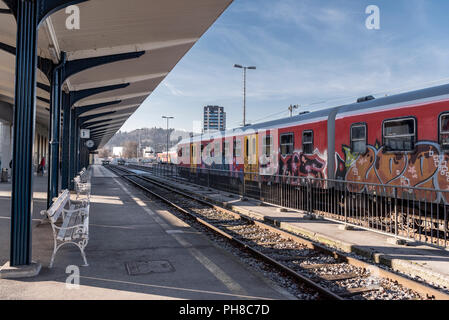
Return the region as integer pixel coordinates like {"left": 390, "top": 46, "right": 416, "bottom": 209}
{"left": 179, "top": 83, "right": 449, "bottom": 145}
{"left": 181, "top": 107, "right": 336, "bottom": 144}
{"left": 336, "top": 83, "right": 449, "bottom": 117}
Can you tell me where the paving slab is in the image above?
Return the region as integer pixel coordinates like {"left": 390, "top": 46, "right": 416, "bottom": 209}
{"left": 142, "top": 171, "right": 449, "bottom": 290}
{"left": 0, "top": 167, "right": 293, "bottom": 300}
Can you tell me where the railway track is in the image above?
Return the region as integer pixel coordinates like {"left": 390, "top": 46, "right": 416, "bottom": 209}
{"left": 106, "top": 164, "right": 449, "bottom": 300}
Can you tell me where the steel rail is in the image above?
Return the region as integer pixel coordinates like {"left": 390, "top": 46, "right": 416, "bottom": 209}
{"left": 106, "top": 165, "right": 342, "bottom": 300}
{"left": 107, "top": 164, "right": 449, "bottom": 300}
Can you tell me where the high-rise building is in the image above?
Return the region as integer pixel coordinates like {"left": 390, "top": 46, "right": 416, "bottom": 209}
{"left": 203, "top": 105, "right": 226, "bottom": 132}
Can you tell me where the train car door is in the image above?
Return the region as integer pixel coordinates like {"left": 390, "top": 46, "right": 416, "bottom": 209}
{"left": 190, "top": 143, "right": 197, "bottom": 173}
{"left": 244, "top": 134, "right": 259, "bottom": 181}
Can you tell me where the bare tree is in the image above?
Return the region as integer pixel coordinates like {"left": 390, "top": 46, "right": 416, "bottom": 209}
{"left": 122, "top": 141, "right": 138, "bottom": 159}
{"left": 98, "top": 148, "right": 111, "bottom": 158}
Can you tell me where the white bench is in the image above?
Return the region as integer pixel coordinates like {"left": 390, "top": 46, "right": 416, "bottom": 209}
{"left": 40, "top": 189, "right": 90, "bottom": 268}
{"left": 74, "top": 175, "right": 91, "bottom": 200}
{"left": 79, "top": 167, "right": 91, "bottom": 183}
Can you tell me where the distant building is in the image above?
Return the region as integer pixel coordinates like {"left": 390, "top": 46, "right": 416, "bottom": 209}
{"left": 203, "top": 105, "right": 226, "bottom": 132}
{"left": 142, "top": 146, "right": 155, "bottom": 159}
{"left": 113, "top": 146, "right": 123, "bottom": 157}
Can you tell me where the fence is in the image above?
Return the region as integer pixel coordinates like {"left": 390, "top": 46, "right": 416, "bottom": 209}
{"left": 129, "top": 163, "right": 449, "bottom": 249}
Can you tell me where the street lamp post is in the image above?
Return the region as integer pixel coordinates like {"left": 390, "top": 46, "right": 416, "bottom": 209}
{"left": 162, "top": 116, "right": 174, "bottom": 164}
{"left": 137, "top": 129, "right": 141, "bottom": 159}
{"left": 234, "top": 64, "right": 256, "bottom": 127}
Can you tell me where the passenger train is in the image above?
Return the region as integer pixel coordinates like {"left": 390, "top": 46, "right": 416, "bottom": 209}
{"left": 177, "top": 84, "right": 449, "bottom": 201}
{"left": 173, "top": 84, "right": 449, "bottom": 244}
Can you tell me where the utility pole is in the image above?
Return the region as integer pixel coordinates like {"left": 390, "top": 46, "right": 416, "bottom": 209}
{"left": 137, "top": 129, "right": 141, "bottom": 159}
{"left": 288, "top": 104, "right": 299, "bottom": 117}
{"left": 234, "top": 64, "right": 256, "bottom": 127}
{"left": 162, "top": 116, "right": 174, "bottom": 164}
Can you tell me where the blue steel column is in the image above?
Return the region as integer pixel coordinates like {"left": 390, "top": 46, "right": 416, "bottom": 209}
{"left": 6, "top": 0, "right": 87, "bottom": 267}
{"left": 61, "top": 92, "right": 71, "bottom": 189}
{"left": 10, "top": 0, "right": 39, "bottom": 266}
{"left": 69, "top": 108, "right": 76, "bottom": 190}
{"left": 76, "top": 121, "right": 80, "bottom": 172}
{"left": 47, "top": 65, "right": 62, "bottom": 208}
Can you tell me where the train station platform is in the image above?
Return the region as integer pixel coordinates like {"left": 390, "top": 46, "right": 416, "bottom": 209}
{"left": 0, "top": 166, "right": 293, "bottom": 300}
{"left": 139, "top": 171, "right": 449, "bottom": 294}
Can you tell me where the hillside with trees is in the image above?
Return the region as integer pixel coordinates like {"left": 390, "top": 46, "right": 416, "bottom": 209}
{"left": 103, "top": 127, "right": 193, "bottom": 154}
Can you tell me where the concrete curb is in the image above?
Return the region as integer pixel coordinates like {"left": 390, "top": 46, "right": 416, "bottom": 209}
{"left": 227, "top": 201, "right": 449, "bottom": 289}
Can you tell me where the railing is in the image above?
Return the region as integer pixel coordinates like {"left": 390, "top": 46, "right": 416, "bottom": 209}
{"left": 128, "top": 163, "right": 449, "bottom": 249}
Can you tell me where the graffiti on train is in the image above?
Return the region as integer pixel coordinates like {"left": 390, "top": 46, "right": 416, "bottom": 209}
{"left": 335, "top": 141, "right": 449, "bottom": 202}
{"left": 278, "top": 150, "right": 327, "bottom": 180}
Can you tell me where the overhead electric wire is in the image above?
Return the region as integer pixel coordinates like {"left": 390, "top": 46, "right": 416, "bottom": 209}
{"left": 230, "top": 76, "right": 449, "bottom": 127}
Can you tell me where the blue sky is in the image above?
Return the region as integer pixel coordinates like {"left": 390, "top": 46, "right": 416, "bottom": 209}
{"left": 120, "top": 0, "right": 449, "bottom": 133}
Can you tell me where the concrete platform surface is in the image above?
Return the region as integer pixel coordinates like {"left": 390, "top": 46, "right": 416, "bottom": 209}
{"left": 142, "top": 171, "right": 449, "bottom": 291}
{"left": 0, "top": 166, "right": 293, "bottom": 300}
{"left": 92, "top": 165, "right": 117, "bottom": 178}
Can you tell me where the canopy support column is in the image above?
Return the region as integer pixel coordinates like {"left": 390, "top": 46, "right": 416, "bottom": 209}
{"left": 5, "top": 0, "right": 87, "bottom": 268}
{"left": 46, "top": 62, "right": 64, "bottom": 208}
{"left": 9, "top": 0, "right": 39, "bottom": 267}
{"left": 69, "top": 108, "right": 77, "bottom": 190}
{"left": 68, "top": 84, "right": 128, "bottom": 185}
{"left": 61, "top": 92, "right": 71, "bottom": 190}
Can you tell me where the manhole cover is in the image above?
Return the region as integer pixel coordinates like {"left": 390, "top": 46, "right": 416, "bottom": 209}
{"left": 125, "top": 260, "right": 175, "bottom": 276}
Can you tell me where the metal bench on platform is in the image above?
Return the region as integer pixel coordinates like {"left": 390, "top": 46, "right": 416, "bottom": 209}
{"left": 79, "top": 167, "right": 91, "bottom": 183}
{"left": 74, "top": 167, "right": 91, "bottom": 200}
{"left": 40, "top": 189, "right": 90, "bottom": 268}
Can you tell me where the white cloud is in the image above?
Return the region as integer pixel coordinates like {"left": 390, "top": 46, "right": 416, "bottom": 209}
{"left": 163, "top": 81, "right": 185, "bottom": 97}
{"left": 120, "top": 0, "right": 449, "bottom": 132}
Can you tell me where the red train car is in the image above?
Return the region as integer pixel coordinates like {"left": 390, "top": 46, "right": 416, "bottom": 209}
{"left": 175, "top": 85, "right": 449, "bottom": 246}
{"left": 177, "top": 84, "right": 449, "bottom": 201}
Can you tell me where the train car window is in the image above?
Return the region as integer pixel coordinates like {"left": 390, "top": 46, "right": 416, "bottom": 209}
{"left": 383, "top": 118, "right": 416, "bottom": 152}
{"left": 208, "top": 144, "right": 213, "bottom": 157}
{"left": 302, "top": 131, "right": 314, "bottom": 155}
{"left": 245, "top": 138, "right": 249, "bottom": 157}
{"left": 214, "top": 142, "right": 220, "bottom": 157}
{"left": 280, "top": 133, "right": 294, "bottom": 156}
{"left": 252, "top": 138, "right": 256, "bottom": 156}
{"left": 350, "top": 124, "right": 367, "bottom": 154}
{"left": 224, "top": 141, "right": 230, "bottom": 157}
{"left": 440, "top": 114, "right": 449, "bottom": 151}
{"left": 178, "top": 147, "right": 183, "bottom": 157}
{"left": 235, "top": 139, "right": 242, "bottom": 157}
{"left": 263, "top": 135, "right": 272, "bottom": 157}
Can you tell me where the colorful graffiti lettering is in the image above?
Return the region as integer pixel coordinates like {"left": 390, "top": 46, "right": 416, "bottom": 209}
{"left": 279, "top": 150, "right": 327, "bottom": 179}
{"left": 338, "top": 141, "right": 449, "bottom": 202}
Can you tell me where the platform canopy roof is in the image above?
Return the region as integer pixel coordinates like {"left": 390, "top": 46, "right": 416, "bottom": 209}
{"left": 0, "top": 0, "right": 232, "bottom": 148}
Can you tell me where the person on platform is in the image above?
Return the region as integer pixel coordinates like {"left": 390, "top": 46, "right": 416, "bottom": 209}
{"left": 39, "top": 157, "right": 45, "bottom": 175}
